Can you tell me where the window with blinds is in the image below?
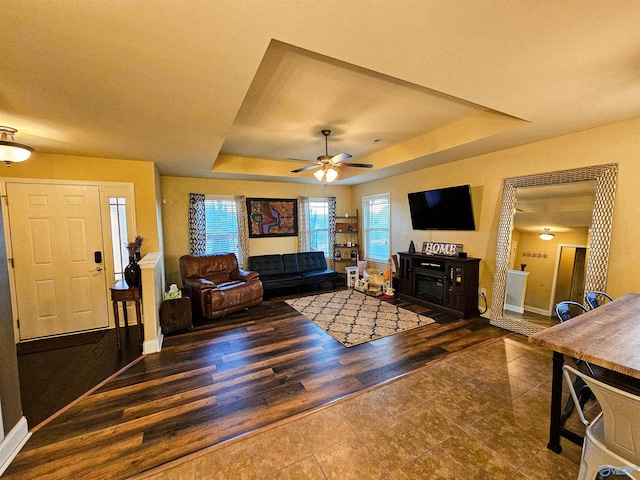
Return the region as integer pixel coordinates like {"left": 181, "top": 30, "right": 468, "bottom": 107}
{"left": 309, "top": 198, "right": 330, "bottom": 256}
{"left": 363, "top": 193, "right": 390, "bottom": 262}
{"left": 205, "top": 197, "right": 242, "bottom": 263}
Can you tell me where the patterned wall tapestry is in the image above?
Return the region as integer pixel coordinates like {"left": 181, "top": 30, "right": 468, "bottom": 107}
{"left": 246, "top": 198, "right": 298, "bottom": 238}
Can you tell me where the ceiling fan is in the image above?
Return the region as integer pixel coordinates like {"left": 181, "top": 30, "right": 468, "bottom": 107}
{"left": 290, "top": 129, "right": 373, "bottom": 182}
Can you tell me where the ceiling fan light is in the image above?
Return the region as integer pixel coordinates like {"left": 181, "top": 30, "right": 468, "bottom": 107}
{"left": 539, "top": 228, "right": 555, "bottom": 241}
{"left": 0, "top": 127, "right": 34, "bottom": 166}
{"left": 313, "top": 169, "right": 325, "bottom": 181}
{"left": 325, "top": 167, "right": 339, "bottom": 182}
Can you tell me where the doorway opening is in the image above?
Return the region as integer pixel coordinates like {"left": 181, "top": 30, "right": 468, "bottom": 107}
{"left": 552, "top": 246, "right": 588, "bottom": 308}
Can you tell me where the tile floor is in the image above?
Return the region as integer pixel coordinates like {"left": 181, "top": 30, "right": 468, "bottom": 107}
{"left": 142, "top": 335, "right": 596, "bottom": 480}
{"left": 503, "top": 310, "right": 559, "bottom": 330}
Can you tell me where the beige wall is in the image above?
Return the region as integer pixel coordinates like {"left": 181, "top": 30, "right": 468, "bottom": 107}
{"left": 351, "top": 117, "right": 640, "bottom": 309}
{"left": 0, "top": 152, "right": 161, "bottom": 254}
{"left": 153, "top": 164, "right": 165, "bottom": 254}
{"left": 5, "top": 116, "right": 640, "bottom": 313}
{"left": 160, "top": 177, "right": 351, "bottom": 286}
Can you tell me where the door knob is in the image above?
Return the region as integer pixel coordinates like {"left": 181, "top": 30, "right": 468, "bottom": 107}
{"left": 95, "top": 266, "right": 103, "bottom": 272}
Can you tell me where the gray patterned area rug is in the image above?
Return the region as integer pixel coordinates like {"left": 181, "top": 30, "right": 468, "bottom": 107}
{"left": 285, "top": 289, "right": 436, "bottom": 347}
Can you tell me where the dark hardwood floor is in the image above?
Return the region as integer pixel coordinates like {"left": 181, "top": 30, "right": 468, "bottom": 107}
{"left": 5, "top": 290, "right": 508, "bottom": 479}
{"left": 16, "top": 326, "right": 142, "bottom": 429}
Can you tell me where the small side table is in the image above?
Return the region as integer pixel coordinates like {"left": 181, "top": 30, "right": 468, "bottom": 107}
{"left": 110, "top": 279, "right": 143, "bottom": 352}
{"left": 160, "top": 297, "right": 193, "bottom": 334}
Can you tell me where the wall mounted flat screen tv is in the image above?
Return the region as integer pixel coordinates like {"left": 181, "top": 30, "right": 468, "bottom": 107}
{"left": 408, "top": 184, "right": 476, "bottom": 230}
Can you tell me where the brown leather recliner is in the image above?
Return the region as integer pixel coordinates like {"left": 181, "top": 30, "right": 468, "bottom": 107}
{"left": 179, "top": 253, "right": 263, "bottom": 320}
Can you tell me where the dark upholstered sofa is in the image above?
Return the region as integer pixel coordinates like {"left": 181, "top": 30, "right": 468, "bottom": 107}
{"left": 249, "top": 251, "right": 338, "bottom": 293}
{"left": 179, "top": 253, "right": 263, "bottom": 320}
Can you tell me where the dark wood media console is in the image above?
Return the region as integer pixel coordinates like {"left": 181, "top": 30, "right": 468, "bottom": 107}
{"left": 397, "top": 252, "right": 480, "bottom": 319}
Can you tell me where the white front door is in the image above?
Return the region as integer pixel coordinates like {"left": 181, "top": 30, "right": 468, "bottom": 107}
{"left": 7, "top": 183, "right": 109, "bottom": 340}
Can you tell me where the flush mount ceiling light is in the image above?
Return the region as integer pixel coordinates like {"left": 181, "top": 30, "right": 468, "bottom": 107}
{"left": 0, "top": 126, "right": 34, "bottom": 166}
{"left": 539, "top": 228, "right": 555, "bottom": 241}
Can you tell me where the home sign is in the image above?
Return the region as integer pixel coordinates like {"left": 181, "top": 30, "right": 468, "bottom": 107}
{"left": 421, "top": 242, "right": 462, "bottom": 256}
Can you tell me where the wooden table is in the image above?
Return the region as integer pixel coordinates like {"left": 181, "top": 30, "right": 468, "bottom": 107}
{"left": 529, "top": 293, "right": 640, "bottom": 453}
{"left": 110, "top": 279, "right": 143, "bottom": 352}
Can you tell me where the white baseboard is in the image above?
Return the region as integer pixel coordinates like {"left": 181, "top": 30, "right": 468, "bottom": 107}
{"left": 504, "top": 304, "right": 525, "bottom": 314}
{"left": 0, "top": 417, "right": 30, "bottom": 476}
{"left": 524, "top": 305, "right": 552, "bottom": 316}
{"left": 143, "top": 331, "right": 164, "bottom": 354}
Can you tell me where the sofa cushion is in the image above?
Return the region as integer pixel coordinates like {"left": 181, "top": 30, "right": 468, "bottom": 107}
{"left": 249, "top": 254, "right": 301, "bottom": 291}
{"left": 181, "top": 253, "right": 239, "bottom": 279}
{"left": 297, "top": 252, "right": 338, "bottom": 286}
{"left": 296, "top": 252, "right": 328, "bottom": 273}
{"left": 259, "top": 273, "right": 302, "bottom": 289}
{"left": 204, "top": 279, "right": 262, "bottom": 311}
{"left": 282, "top": 253, "right": 300, "bottom": 274}
{"left": 300, "top": 268, "right": 339, "bottom": 285}
{"left": 183, "top": 277, "right": 217, "bottom": 290}
{"left": 249, "top": 254, "right": 286, "bottom": 276}
{"left": 234, "top": 269, "right": 260, "bottom": 282}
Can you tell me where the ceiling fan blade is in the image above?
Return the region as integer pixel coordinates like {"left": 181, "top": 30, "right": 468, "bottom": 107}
{"left": 340, "top": 162, "right": 374, "bottom": 169}
{"left": 291, "top": 164, "right": 320, "bottom": 173}
{"left": 330, "top": 153, "right": 352, "bottom": 164}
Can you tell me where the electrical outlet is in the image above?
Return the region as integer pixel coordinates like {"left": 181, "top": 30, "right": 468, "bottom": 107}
{"left": 480, "top": 287, "right": 487, "bottom": 296}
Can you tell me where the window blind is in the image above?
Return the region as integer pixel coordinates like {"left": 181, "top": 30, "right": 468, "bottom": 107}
{"left": 363, "top": 193, "right": 390, "bottom": 262}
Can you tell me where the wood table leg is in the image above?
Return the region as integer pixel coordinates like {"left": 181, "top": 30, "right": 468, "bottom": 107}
{"left": 110, "top": 280, "right": 141, "bottom": 353}
{"left": 548, "top": 351, "right": 585, "bottom": 452}
{"left": 112, "top": 300, "right": 121, "bottom": 351}
{"left": 122, "top": 301, "right": 129, "bottom": 338}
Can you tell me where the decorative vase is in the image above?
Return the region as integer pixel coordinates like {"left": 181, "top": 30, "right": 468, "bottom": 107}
{"left": 124, "top": 256, "right": 141, "bottom": 288}
{"left": 409, "top": 240, "right": 416, "bottom": 253}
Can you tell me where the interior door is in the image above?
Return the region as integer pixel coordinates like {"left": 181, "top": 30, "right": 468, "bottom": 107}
{"left": 7, "top": 183, "right": 109, "bottom": 340}
{"left": 569, "top": 247, "right": 587, "bottom": 303}
{"left": 553, "top": 246, "right": 587, "bottom": 307}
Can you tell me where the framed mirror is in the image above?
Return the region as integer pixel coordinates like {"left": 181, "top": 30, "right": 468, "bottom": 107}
{"left": 489, "top": 163, "right": 618, "bottom": 335}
